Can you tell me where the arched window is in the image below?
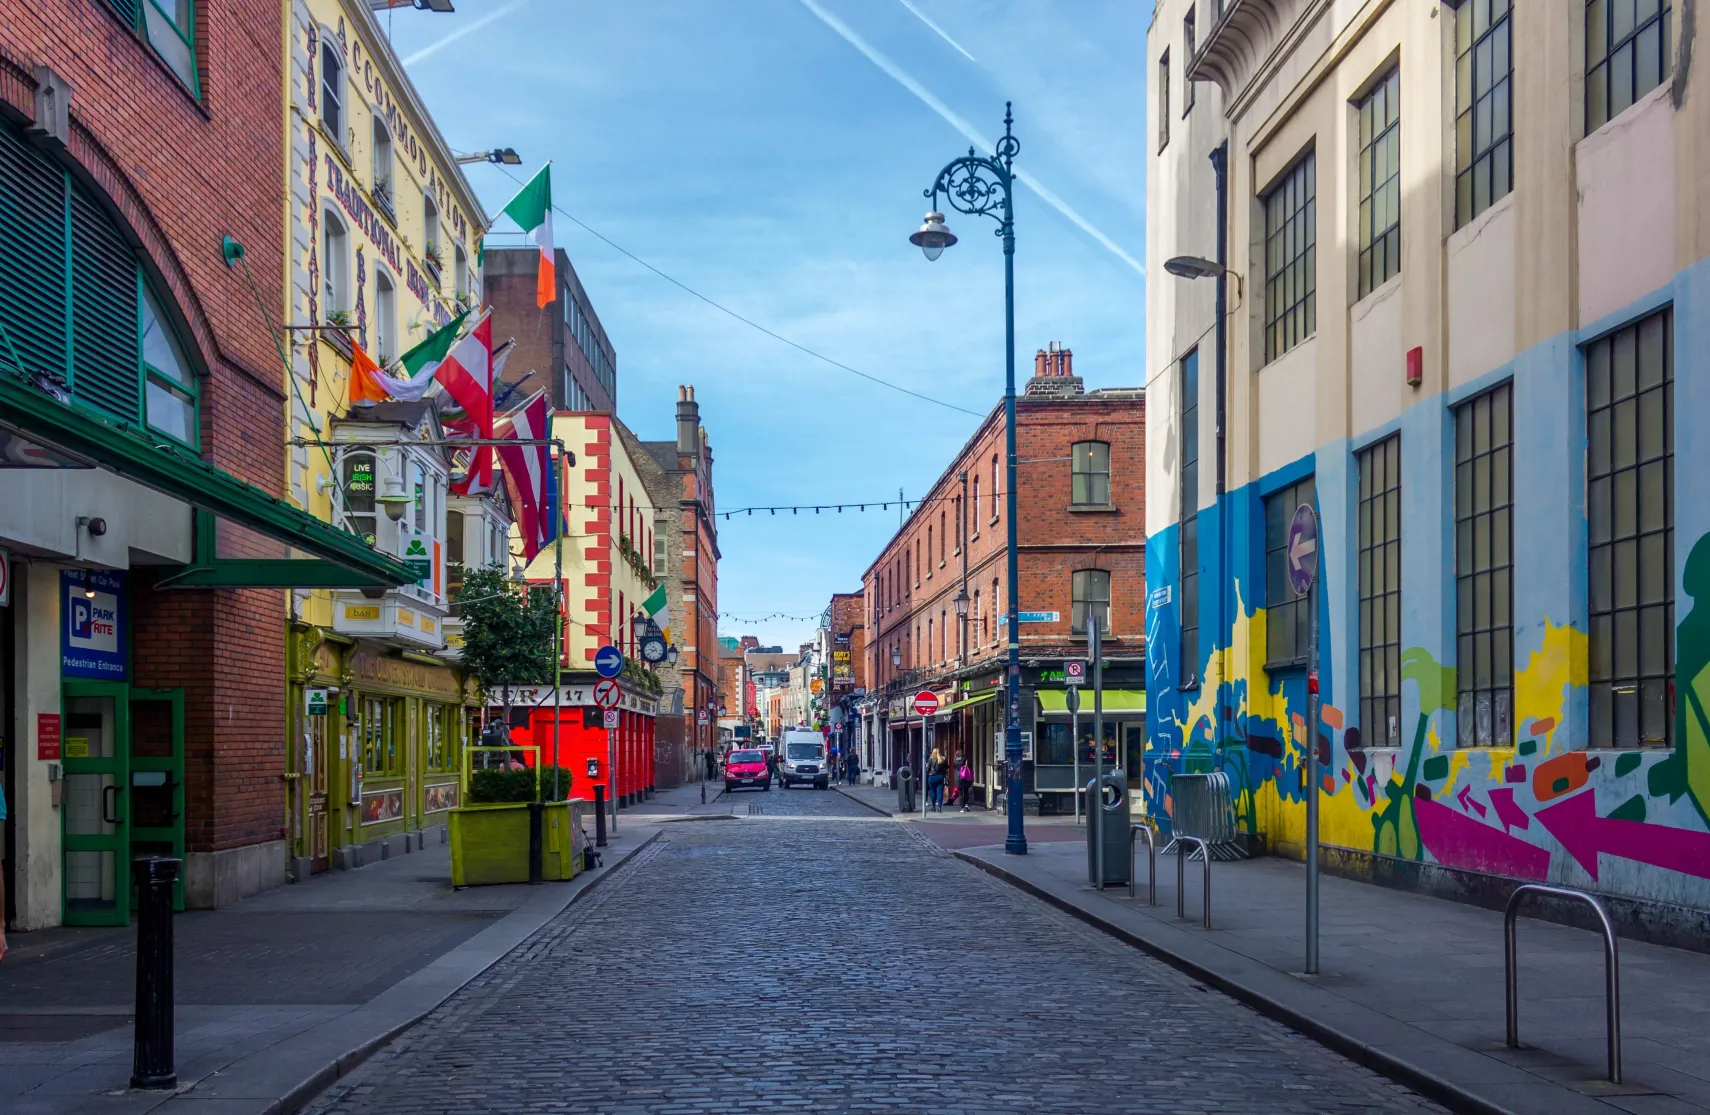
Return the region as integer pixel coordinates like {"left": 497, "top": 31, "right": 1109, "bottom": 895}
{"left": 453, "top": 243, "right": 470, "bottom": 301}
{"left": 321, "top": 210, "right": 349, "bottom": 314}
{"left": 971, "top": 475, "right": 980, "bottom": 533}
{"left": 991, "top": 455, "right": 1000, "bottom": 518}
{"left": 319, "top": 36, "right": 344, "bottom": 139}
{"left": 423, "top": 193, "right": 441, "bottom": 273}
{"left": 373, "top": 268, "right": 396, "bottom": 363}
{"left": 372, "top": 119, "right": 394, "bottom": 208}
{"left": 141, "top": 286, "right": 194, "bottom": 443}
{"left": 926, "top": 525, "right": 933, "bottom": 573}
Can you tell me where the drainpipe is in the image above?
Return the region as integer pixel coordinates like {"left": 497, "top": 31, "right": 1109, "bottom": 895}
{"left": 1211, "top": 141, "right": 1228, "bottom": 748}
{"left": 958, "top": 470, "right": 969, "bottom": 667}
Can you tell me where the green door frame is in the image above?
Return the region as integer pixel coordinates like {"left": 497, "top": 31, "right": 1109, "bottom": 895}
{"left": 129, "top": 688, "right": 186, "bottom": 912}
{"left": 61, "top": 680, "right": 131, "bottom": 926}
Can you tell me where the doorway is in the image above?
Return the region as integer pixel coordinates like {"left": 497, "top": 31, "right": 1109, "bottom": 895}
{"left": 60, "top": 682, "right": 184, "bottom": 925}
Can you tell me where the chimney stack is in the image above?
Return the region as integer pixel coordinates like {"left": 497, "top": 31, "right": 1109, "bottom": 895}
{"left": 676, "top": 385, "right": 700, "bottom": 456}
{"left": 1022, "top": 341, "right": 1085, "bottom": 397}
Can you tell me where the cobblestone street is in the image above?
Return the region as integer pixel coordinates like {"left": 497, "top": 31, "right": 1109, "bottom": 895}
{"left": 306, "top": 790, "right": 1439, "bottom": 1114}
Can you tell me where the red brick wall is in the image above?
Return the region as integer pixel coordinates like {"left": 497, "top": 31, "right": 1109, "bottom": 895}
{"left": 2, "top": 2, "right": 290, "bottom": 853}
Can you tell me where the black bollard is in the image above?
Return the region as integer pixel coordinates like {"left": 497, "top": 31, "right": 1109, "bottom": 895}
{"left": 527, "top": 802, "right": 544, "bottom": 884}
{"left": 131, "top": 856, "right": 180, "bottom": 1090}
{"left": 593, "top": 784, "right": 607, "bottom": 847}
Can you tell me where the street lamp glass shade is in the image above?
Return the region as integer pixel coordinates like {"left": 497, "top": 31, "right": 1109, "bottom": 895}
{"left": 665, "top": 645, "right": 680, "bottom": 666}
{"left": 631, "top": 614, "right": 649, "bottom": 641}
{"left": 377, "top": 474, "right": 411, "bottom": 522}
{"left": 1163, "top": 255, "right": 1224, "bottom": 280}
{"left": 909, "top": 212, "right": 957, "bottom": 261}
{"left": 890, "top": 646, "right": 903, "bottom": 668}
{"left": 495, "top": 147, "right": 521, "bottom": 165}
{"left": 954, "top": 587, "right": 970, "bottom": 616}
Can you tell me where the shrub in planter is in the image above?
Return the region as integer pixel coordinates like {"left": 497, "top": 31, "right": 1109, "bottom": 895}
{"left": 468, "top": 765, "right": 575, "bottom": 803}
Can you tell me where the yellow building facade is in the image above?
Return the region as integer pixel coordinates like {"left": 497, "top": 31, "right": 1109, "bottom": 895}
{"left": 280, "top": 0, "right": 501, "bottom": 874}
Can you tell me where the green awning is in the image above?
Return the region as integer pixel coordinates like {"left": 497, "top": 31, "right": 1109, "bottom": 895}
{"left": 1037, "top": 689, "right": 1146, "bottom": 714}
{"left": 0, "top": 374, "right": 415, "bottom": 588}
{"left": 938, "top": 690, "right": 998, "bottom": 714}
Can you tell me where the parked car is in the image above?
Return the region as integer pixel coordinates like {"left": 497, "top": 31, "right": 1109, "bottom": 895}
{"left": 724, "top": 748, "right": 770, "bottom": 792}
{"left": 777, "top": 729, "right": 829, "bottom": 790}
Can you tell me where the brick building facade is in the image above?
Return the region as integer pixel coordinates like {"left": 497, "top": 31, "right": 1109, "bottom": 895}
{"left": 486, "top": 246, "right": 616, "bottom": 413}
{"left": 858, "top": 346, "right": 1146, "bottom": 805}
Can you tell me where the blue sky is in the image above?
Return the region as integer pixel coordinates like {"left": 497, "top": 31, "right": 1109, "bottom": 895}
{"left": 392, "top": 0, "right": 1151, "bottom": 651}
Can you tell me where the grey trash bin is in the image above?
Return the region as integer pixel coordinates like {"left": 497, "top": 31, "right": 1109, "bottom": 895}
{"left": 897, "top": 766, "right": 916, "bottom": 813}
{"left": 1087, "top": 768, "right": 1132, "bottom": 887}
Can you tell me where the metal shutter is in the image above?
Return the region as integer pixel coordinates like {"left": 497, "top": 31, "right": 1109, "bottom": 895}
{"left": 0, "top": 123, "right": 69, "bottom": 382}
{"left": 70, "top": 189, "right": 140, "bottom": 421}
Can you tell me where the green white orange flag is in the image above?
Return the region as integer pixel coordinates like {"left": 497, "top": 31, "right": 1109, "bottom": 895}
{"left": 347, "top": 311, "right": 466, "bottom": 404}
{"left": 641, "top": 583, "right": 669, "bottom": 642}
{"left": 500, "top": 164, "right": 554, "bottom": 307}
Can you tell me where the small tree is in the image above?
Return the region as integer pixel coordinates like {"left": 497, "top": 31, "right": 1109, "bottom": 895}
{"left": 455, "top": 565, "right": 559, "bottom": 768}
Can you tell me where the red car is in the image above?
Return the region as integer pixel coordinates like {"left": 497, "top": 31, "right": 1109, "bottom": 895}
{"left": 724, "top": 748, "right": 770, "bottom": 793}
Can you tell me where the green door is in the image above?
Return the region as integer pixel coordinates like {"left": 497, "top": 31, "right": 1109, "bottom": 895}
{"left": 129, "top": 690, "right": 186, "bottom": 912}
{"left": 61, "top": 683, "right": 130, "bottom": 926}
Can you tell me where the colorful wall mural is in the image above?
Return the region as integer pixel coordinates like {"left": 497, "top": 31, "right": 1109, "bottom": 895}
{"left": 1144, "top": 285, "right": 1710, "bottom": 916}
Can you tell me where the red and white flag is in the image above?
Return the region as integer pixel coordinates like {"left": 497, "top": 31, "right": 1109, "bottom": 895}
{"left": 439, "top": 312, "right": 495, "bottom": 495}
{"left": 497, "top": 391, "right": 559, "bottom": 561}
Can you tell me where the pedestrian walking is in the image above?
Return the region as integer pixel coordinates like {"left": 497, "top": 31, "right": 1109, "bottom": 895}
{"left": 925, "top": 747, "right": 948, "bottom": 812}
{"left": 955, "top": 754, "right": 975, "bottom": 812}
{"left": 847, "top": 750, "right": 861, "bottom": 785}
{"left": 765, "top": 748, "right": 778, "bottom": 788}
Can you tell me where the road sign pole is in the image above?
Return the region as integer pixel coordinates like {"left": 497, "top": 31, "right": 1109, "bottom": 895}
{"left": 1306, "top": 571, "right": 1320, "bottom": 974}
{"left": 1091, "top": 614, "right": 1104, "bottom": 888}
{"left": 1072, "top": 693, "right": 1081, "bottom": 827}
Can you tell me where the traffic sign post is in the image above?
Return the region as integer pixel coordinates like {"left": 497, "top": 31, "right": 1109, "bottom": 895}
{"left": 1065, "top": 660, "right": 1085, "bottom": 686}
{"left": 594, "top": 645, "right": 623, "bottom": 679}
{"left": 1287, "top": 503, "right": 1322, "bottom": 975}
{"left": 602, "top": 709, "right": 619, "bottom": 729}
{"left": 1067, "top": 683, "right": 1082, "bottom": 825}
{"left": 913, "top": 692, "right": 938, "bottom": 819}
{"left": 593, "top": 679, "right": 621, "bottom": 711}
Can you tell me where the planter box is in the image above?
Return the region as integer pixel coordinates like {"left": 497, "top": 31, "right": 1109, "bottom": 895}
{"left": 449, "top": 798, "right": 583, "bottom": 887}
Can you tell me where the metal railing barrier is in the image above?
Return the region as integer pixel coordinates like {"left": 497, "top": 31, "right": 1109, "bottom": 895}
{"left": 1504, "top": 883, "right": 1621, "bottom": 1083}
{"left": 1129, "top": 823, "right": 1157, "bottom": 904}
{"left": 1174, "top": 835, "right": 1212, "bottom": 928}
{"left": 1161, "top": 771, "right": 1245, "bottom": 860}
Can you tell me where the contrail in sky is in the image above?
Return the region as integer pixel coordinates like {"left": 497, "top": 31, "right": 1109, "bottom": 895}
{"left": 402, "top": 0, "right": 531, "bottom": 66}
{"left": 896, "top": 0, "right": 977, "bottom": 63}
{"left": 797, "top": 0, "right": 1144, "bottom": 277}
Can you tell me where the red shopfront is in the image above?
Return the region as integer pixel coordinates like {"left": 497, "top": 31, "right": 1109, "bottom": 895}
{"left": 490, "top": 681, "right": 659, "bottom": 807}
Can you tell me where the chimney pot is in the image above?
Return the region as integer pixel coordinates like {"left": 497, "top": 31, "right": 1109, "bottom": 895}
{"left": 1034, "top": 350, "right": 1047, "bottom": 377}
{"left": 1063, "top": 348, "right": 1073, "bottom": 377}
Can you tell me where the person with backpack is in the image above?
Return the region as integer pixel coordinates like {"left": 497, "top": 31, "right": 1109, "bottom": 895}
{"left": 955, "top": 754, "right": 975, "bottom": 812}
{"left": 924, "top": 747, "right": 948, "bottom": 811}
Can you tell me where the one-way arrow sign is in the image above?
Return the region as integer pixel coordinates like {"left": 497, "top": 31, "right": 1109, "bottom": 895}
{"left": 1287, "top": 504, "right": 1318, "bottom": 596}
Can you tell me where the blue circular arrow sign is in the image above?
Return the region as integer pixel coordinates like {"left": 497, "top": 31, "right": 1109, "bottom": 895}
{"left": 1287, "top": 503, "right": 1319, "bottom": 597}
{"left": 594, "top": 644, "right": 624, "bottom": 679}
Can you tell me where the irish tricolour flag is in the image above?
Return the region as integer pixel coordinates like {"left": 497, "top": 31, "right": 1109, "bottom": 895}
{"left": 501, "top": 164, "right": 554, "bottom": 308}
{"left": 641, "top": 583, "right": 669, "bottom": 642}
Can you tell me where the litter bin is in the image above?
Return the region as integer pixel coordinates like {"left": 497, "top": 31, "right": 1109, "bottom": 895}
{"left": 1087, "top": 768, "right": 1132, "bottom": 887}
{"left": 897, "top": 765, "right": 915, "bottom": 813}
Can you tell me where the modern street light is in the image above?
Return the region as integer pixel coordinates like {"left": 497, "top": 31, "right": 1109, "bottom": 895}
{"left": 912, "top": 103, "right": 1027, "bottom": 855}
{"left": 454, "top": 148, "right": 522, "bottom": 166}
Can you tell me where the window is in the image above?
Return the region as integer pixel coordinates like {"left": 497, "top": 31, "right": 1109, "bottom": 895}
{"left": 1264, "top": 476, "right": 1317, "bottom": 668}
{"left": 1586, "top": 0, "right": 1672, "bottom": 133}
{"left": 1183, "top": 8, "right": 1197, "bottom": 113}
{"left": 971, "top": 475, "right": 981, "bottom": 534}
{"left": 653, "top": 522, "right": 668, "bottom": 577}
{"left": 1455, "top": 384, "right": 1514, "bottom": 747}
{"left": 1158, "top": 50, "right": 1171, "bottom": 151}
{"left": 322, "top": 211, "right": 349, "bottom": 314}
{"left": 423, "top": 194, "right": 441, "bottom": 273}
{"left": 1455, "top": 0, "right": 1513, "bottom": 226}
{"left": 1264, "top": 153, "right": 1317, "bottom": 362}
{"left": 1587, "top": 309, "right": 1673, "bottom": 747}
{"left": 373, "top": 269, "right": 396, "bottom": 364}
{"left": 107, "top": 0, "right": 199, "bottom": 94}
{"left": 973, "top": 590, "right": 983, "bottom": 644}
{"left": 991, "top": 455, "right": 1000, "bottom": 519}
{"left": 927, "top": 525, "right": 934, "bottom": 574}
{"left": 141, "top": 285, "right": 195, "bottom": 444}
{"left": 1072, "top": 441, "right": 1111, "bottom": 506}
{"left": 940, "top": 610, "right": 947, "bottom": 661}
{"left": 1356, "top": 68, "right": 1401, "bottom": 298}
{"left": 359, "top": 695, "right": 401, "bottom": 776}
{"left": 372, "top": 120, "right": 393, "bottom": 205}
{"left": 319, "top": 37, "right": 344, "bottom": 140}
{"left": 340, "top": 451, "right": 377, "bottom": 546}
{"left": 1358, "top": 435, "right": 1402, "bottom": 747}
{"left": 939, "top": 510, "right": 947, "bottom": 564}
{"left": 447, "top": 509, "right": 465, "bottom": 598}
{"left": 1073, "top": 570, "right": 1111, "bottom": 636}
{"left": 1179, "top": 350, "right": 1200, "bottom": 685}
{"left": 425, "top": 703, "right": 460, "bottom": 772}
{"left": 454, "top": 244, "right": 469, "bottom": 301}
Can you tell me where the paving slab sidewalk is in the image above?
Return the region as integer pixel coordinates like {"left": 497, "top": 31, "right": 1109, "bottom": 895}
{"left": 0, "top": 785, "right": 703, "bottom": 1115}
{"left": 958, "top": 838, "right": 1710, "bottom": 1115}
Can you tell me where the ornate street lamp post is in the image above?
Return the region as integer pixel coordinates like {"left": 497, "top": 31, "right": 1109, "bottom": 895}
{"left": 911, "top": 103, "right": 1027, "bottom": 855}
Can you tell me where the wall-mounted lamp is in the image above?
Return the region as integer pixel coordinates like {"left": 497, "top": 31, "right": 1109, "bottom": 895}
{"left": 377, "top": 474, "right": 411, "bottom": 522}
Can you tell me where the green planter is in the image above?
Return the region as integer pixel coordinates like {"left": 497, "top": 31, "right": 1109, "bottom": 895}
{"left": 449, "top": 799, "right": 583, "bottom": 886}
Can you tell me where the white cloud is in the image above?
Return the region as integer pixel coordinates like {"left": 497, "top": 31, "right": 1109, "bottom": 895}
{"left": 401, "top": 0, "right": 532, "bottom": 67}
{"left": 895, "top": 0, "right": 977, "bottom": 62}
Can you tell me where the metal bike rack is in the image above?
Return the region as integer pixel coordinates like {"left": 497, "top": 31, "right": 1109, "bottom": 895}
{"left": 1174, "top": 835, "right": 1211, "bottom": 928}
{"left": 1504, "top": 883, "right": 1622, "bottom": 1083}
{"left": 1129, "top": 823, "right": 1157, "bottom": 904}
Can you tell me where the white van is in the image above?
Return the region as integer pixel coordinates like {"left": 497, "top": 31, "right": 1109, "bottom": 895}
{"left": 778, "top": 729, "right": 829, "bottom": 790}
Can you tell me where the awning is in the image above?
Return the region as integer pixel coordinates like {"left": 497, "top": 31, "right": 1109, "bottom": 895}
{"left": 0, "top": 374, "right": 415, "bottom": 588}
{"left": 938, "top": 690, "right": 998, "bottom": 714}
{"left": 1037, "top": 689, "right": 1146, "bottom": 715}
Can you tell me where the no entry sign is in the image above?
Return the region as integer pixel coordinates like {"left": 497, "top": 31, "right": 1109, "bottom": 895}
{"left": 913, "top": 691, "right": 939, "bottom": 717}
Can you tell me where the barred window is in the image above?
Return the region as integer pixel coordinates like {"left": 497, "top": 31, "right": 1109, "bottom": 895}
{"left": 1586, "top": 0, "right": 1672, "bottom": 133}
{"left": 1263, "top": 153, "right": 1316, "bottom": 363}
{"left": 1358, "top": 435, "right": 1402, "bottom": 747}
{"left": 1588, "top": 309, "right": 1673, "bottom": 747}
{"left": 1265, "top": 476, "right": 1317, "bottom": 668}
{"left": 1455, "top": 384, "right": 1513, "bottom": 746}
{"left": 1179, "top": 350, "right": 1200, "bottom": 685}
{"left": 1356, "top": 68, "right": 1401, "bottom": 298}
{"left": 1455, "top": 0, "right": 1513, "bottom": 226}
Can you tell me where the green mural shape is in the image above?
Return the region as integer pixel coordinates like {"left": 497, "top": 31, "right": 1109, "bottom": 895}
{"left": 1674, "top": 534, "right": 1710, "bottom": 825}
{"left": 1615, "top": 751, "right": 1643, "bottom": 778}
{"left": 1422, "top": 755, "right": 1449, "bottom": 782}
{"left": 1373, "top": 712, "right": 1429, "bottom": 860}
{"left": 1608, "top": 794, "right": 1647, "bottom": 822}
{"left": 1401, "top": 647, "right": 1457, "bottom": 714}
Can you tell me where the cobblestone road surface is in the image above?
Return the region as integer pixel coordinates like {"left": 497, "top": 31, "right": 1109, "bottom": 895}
{"left": 307, "top": 787, "right": 1441, "bottom": 1114}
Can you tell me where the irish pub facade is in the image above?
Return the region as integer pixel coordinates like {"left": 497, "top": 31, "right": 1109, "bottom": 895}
{"left": 280, "top": 0, "right": 500, "bottom": 873}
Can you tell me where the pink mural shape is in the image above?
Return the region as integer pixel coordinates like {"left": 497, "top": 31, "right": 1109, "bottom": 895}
{"left": 1535, "top": 791, "right": 1710, "bottom": 883}
{"left": 1488, "top": 787, "right": 1531, "bottom": 832}
{"left": 1413, "top": 797, "right": 1550, "bottom": 880}
{"left": 1456, "top": 784, "right": 1488, "bottom": 818}
{"left": 1504, "top": 764, "right": 1527, "bottom": 784}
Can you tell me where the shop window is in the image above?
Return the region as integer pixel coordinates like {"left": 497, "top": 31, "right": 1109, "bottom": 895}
{"left": 1358, "top": 434, "right": 1402, "bottom": 746}
{"left": 1586, "top": 0, "right": 1672, "bottom": 133}
{"left": 1263, "top": 151, "right": 1316, "bottom": 363}
{"left": 426, "top": 704, "right": 461, "bottom": 772}
{"left": 340, "top": 450, "right": 377, "bottom": 546}
{"left": 359, "top": 695, "right": 402, "bottom": 776}
{"left": 1356, "top": 67, "right": 1401, "bottom": 298}
{"left": 1073, "top": 570, "right": 1111, "bottom": 636}
{"left": 1455, "top": 0, "right": 1513, "bottom": 226}
{"left": 1264, "top": 475, "right": 1317, "bottom": 668}
{"left": 1072, "top": 441, "right": 1111, "bottom": 506}
{"left": 1587, "top": 309, "right": 1673, "bottom": 747}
